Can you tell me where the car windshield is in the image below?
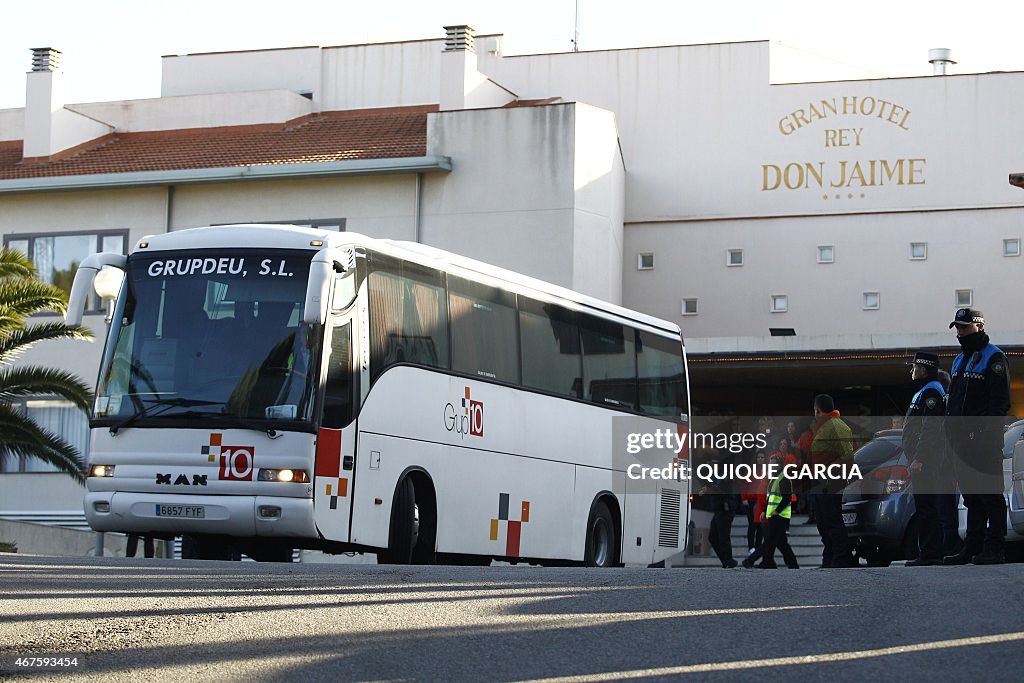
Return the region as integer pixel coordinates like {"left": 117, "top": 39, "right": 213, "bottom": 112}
{"left": 94, "top": 248, "right": 319, "bottom": 427}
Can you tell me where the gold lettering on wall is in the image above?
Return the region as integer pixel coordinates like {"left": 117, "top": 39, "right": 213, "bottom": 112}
{"left": 761, "top": 159, "right": 927, "bottom": 191}
{"left": 778, "top": 96, "right": 912, "bottom": 135}
{"left": 764, "top": 95, "right": 925, "bottom": 198}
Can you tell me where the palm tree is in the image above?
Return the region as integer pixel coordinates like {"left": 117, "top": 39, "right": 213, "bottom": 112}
{"left": 0, "top": 247, "right": 94, "bottom": 483}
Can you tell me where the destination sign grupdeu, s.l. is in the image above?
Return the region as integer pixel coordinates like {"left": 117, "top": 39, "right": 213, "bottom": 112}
{"left": 761, "top": 96, "right": 925, "bottom": 199}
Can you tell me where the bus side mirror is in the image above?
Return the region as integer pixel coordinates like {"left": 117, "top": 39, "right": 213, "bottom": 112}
{"left": 303, "top": 247, "right": 337, "bottom": 326}
{"left": 66, "top": 253, "right": 127, "bottom": 326}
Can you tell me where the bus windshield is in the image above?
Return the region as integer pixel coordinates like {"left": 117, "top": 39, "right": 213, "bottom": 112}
{"left": 94, "top": 248, "right": 320, "bottom": 428}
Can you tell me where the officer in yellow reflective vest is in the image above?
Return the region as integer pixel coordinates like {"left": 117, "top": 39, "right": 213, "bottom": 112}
{"left": 756, "top": 453, "right": 800, "bottom": 569}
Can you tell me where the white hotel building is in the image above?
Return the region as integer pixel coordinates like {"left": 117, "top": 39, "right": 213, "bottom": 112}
{"left": 0, "top": 27, "right": 1022, "bottom": 506}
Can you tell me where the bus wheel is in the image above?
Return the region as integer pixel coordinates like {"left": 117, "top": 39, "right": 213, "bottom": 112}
{"left": 585, "top": 501, "right": 618, "bottom": 568}
{"left": 379, "top": 477, "right": 419, "bottom": 564}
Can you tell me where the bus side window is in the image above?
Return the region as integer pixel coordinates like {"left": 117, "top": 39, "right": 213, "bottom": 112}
{"left": 322, "top": 320, "right": 354, "bottom": 428}
{"left": 367, "top": 264, "right": 449, "bottom": 381}
{"left": 518, "top": 298, "right": 581, "bottom": 398}
{"left": 636, "top": 330, "right": 687, "bottom": 417}
{"left": 449, "top": 276, "right": 519, "bottom": 384}
{"left": 580, "top": 315, "right": 637, "bottom": 410}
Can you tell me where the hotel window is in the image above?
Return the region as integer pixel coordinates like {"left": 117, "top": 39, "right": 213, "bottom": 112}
{"left": 863, "top": 292, "right": 880, "bottom": 310}
{"left": 727, "top": 249, "right": 744, "bottom": 267}
{"left": 1004, "top": 239, "right": 1021, "bottom": 257}
{"left": 637, "top": 252, "right": 655, "bottom": 270}
{"left": 817, "top": 245, "right": 835, "bottom": 264}
{"left": 3, "top": 230, "right": 129, "bottom": 312}
{"left": 0, "top": 398, "right": 89, "bottom": 473}
{"left": 681, "top": 298, "right": 698, "bottom": 316}
{"left": 910, "top": 242, "right": 927, "bottom": 260}
{"left": 770, "top": 294, "right": 788, "bottom": 313}
{"left": 956, "top": 289, "right": 973, "bottom": 307}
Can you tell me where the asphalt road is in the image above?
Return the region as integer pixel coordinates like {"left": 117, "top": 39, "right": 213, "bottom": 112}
{"left": 1, "top": 555, "right": 1023, "bottom": 682}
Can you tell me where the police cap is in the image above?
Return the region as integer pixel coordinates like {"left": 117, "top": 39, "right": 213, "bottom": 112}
{"left": 949, "top": 307, "right": 984, "bottom": 329}
{"left": 907, "top": 351, "right": 939, "bottom": 368}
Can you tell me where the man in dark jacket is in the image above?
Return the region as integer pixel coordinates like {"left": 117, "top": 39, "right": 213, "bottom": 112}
{"left": 902, "top": 351, "right": 948, "bottom": 566}
{"left": 699, "top": 456, "right": 739, "bottom": 568}
{"left": 942, "top": 308, "right": 1012, "bottom": 565}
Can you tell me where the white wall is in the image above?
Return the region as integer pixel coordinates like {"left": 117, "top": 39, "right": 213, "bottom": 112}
{"left": 161, "top": 40, "right": 447, "bottom": 112}
{"left": 321, "top": 40, "right": 443, "bottom": 110}
{"left": 0, "top": 108, "right": 23, "bottom": 141}
{"left": 572, "top": 103, "right": 625, "bottom": 304}
{"left": 162, "top": 47, "right": 321, "bottom": 100}
{"left": 623, "top": 208, "right": 1024, "bottom": 339}
{"left": 168, "top": 175, "right": 419, "bottom": 240}
{"left": 479, "top": 41, "right": 1024, "bottom": 223}
{"left": 71, "top": 90, "right": 314, "bottom": 132}
{"left": 422, "top": 104, "right": 577, "bottom": 289}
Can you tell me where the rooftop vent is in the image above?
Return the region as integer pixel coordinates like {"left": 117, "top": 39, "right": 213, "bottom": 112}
{"left": 443, "top": 25, "right": 475, "bottom": 52}
{"left": 928, "top": 48, "right": 955, "bottom": 76}
{"left": 30, "top": 47, "right": 61, "bottom": 72}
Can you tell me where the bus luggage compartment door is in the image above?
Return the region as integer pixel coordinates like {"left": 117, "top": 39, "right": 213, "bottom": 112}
{"left": 312, "top": 424, "right": 357, "bottom": 542}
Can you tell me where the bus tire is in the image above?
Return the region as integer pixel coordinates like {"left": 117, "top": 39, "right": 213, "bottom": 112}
{"left": 585, "top": 500, "right": 618, "bottom": 568}
{"left": 379, "top": 477, "right": 418, "bottom": 564}
{"left": 409, "top": 474, "right": 437, "bottom": 565}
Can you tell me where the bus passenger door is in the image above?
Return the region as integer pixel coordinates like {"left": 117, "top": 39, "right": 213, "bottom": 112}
{"left": 313, "top": 311, "right": 359, "bottom": 543}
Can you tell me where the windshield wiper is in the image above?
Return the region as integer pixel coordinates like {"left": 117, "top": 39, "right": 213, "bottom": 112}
{"left": 108, "top": 398, "right": 225, "bottom": 435}
{"left": 168, "top": 410, "right": 284, "bottom": 439}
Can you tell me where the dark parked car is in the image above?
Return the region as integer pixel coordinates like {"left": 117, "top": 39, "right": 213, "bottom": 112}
{"left": 842, "top": 430, "right": 918, "bottom": 566}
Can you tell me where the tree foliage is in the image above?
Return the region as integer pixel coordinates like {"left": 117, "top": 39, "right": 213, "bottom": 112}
{"left": 0, "top": 247, "right": 93, "bottom": 483}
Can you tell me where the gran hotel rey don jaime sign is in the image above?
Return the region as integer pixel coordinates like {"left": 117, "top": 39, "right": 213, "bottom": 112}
{"left": 761, "top": 95, "right": 925, "bottom": 200}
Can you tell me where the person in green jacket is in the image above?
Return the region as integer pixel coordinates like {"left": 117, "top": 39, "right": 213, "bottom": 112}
{"left": 808, "top": 394, "right": 856, "bottom": 568}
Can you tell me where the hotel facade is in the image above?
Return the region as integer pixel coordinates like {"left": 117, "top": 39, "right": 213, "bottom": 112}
{"left": 1, "top": 26, "right": 1021, "bottom": 510}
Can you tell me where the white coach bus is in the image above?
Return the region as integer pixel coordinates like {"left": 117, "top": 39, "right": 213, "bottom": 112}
{"left": 68, "top": 225, "right": 690, "bottom": 566}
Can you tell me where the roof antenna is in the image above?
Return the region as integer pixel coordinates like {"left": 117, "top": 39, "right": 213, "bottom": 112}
{"left": 572, "top": 0, "right": 580, "bottom": 52}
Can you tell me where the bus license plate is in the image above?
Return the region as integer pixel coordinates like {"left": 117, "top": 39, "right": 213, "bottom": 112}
{"left": 842, "top": 512, "right": 857, "bottom": 526}
{"left": 156, "top": 504, "right": 205, "bottom": 518}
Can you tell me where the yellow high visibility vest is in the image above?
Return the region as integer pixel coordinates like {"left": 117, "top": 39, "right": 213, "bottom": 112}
{"left": 766, "top": 473, "right": 791, "bottom": 520}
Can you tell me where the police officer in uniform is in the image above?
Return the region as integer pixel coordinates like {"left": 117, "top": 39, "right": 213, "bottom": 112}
{"left": 902, "top": 351, "right": 948, "bottom": 566}
{"left": 942, "top": 308, "right": 1012, "bottom": 565}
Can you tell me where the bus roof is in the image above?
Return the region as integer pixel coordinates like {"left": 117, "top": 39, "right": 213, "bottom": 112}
{"left": 136, "top": 224, "right": 683, "bottom": 338}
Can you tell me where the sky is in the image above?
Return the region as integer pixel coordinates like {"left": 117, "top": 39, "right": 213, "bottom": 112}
{"left": 2, "top": 0, "right": 1024, "bottom": 109}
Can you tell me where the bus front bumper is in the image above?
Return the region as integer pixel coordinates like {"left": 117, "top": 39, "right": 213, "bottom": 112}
{"left": 84, "top": 492, "right": 316, "bottom": 538}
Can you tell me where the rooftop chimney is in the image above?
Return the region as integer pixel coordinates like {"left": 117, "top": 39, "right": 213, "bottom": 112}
{"left": 443, "top": 25, "right": 475, "bottom": 52}
{"left": 23, "top": 48, "right": 112, "bottom": 160}
{"left": 439, "top": 24, "right": 513, "bottom": 111}
{"left": 928, "top": 48, "right": 955, "bottom": 75}
{"left": 31, "top": 47, "right": 62, "bottom": 72}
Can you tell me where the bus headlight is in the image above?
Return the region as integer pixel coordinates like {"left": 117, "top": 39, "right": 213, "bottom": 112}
{"left": 258, "top": 469, "right": 309, "bottom": 483}
{"left": 89, "top": 464, "right": 116, "bottom": 477}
